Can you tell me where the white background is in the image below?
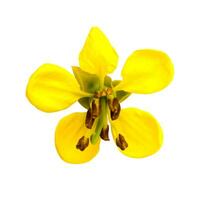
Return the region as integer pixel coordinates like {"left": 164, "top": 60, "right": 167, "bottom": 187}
{"left": 0, "top": 0, "right": 200, "bottom": 199}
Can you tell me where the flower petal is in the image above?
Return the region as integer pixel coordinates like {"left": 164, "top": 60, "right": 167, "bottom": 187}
{"left": 55, "top": 112, "right": 100, "bottom": 164}
{"left": 110, "top": 108, "right": 163, "bottom": 158}
{"left": 79, "top": 27, "right": 118, "bottom": 80}
{"left": 116, "top": 49, "right": 174, "bottom": 94}
{"left": 26, "top": 63, "right": 89, "bottom": 112}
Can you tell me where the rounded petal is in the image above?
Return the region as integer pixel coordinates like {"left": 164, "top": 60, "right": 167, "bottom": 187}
{"left": 116, "top": 49, "right": 174, "bottom": 94}
{"left": 79, "top": 27, "right": 118, "bottom": 79}
{"left": 110, "top": 108, "right": 163, "bottom": 158}
{"left": 26, "top": 63, "right": 89, "bottom": 112}
{"left": 55, "top": 112, "right": 100, "bottom": 164}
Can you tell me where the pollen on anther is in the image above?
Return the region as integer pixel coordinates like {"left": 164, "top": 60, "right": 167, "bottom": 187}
{"left": 116, "top": 134, "right": 128, "bottom": 150}
{"left": 76, "top": 136, "right": 89, "bottom": 151}
{"left": 100, "top": 125, "right": 110, "bottom": 141}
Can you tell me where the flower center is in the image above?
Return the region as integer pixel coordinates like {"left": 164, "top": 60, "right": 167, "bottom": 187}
{"left": 85, "top": 88, "right": 121, "bottom": 142}
{"left": 76, "top": 87, "right": 128, "bottom": 151}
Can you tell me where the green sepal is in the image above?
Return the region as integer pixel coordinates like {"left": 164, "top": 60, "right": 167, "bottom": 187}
{"left": 104, "top": 76, "right": 112, "bottom": 87}
{"left": 116, "top": 90, "right": 131, "bottom": 102}
{"left": 78, "top": 97, "right": 90, "bottom": 109}
{"left": 72, "top": 67, "right": 100, "bottom": 93}
{"left": 112, "top": 80, "right": 121, "bottom": 87}
{"left": 112, "top": 80, "right": 131, "bottom": 102}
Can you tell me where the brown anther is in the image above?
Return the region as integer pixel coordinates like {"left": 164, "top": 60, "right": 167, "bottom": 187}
{"left": 108, "top": 98, "right": 121, "bottom": 120}
{"left": 94, "top": 90, "right": 107, "bottom": 98}
{"left": 107, "top": 98, "right": 113, "bottom": 110}
{"left": 76, "top": 136, "right": 89, "bottom": 151}
{"left": 111, "top": 98, "right": 121, "bottom": 120}
{"left": 100, "top": 125, "right": 110, "bottom": 141}
{"left": 106, "top": 88, "right": 113, "bottom": 95}
{"left": 116, "top": 134, "right": 128, "bottom": 150}
{"left": 100, "top": 90, "right": 107, "bottom": 97}
{"left": 91, "top": 98, "right": 101, "bottom": 118}
{"left": 94, "top": 91, "right": 101, "bottom": 98}
{"left": 85, "top": 108, "right": 95, "bottom": 129}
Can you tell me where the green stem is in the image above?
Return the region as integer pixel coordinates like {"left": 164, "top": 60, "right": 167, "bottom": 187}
{"left": 91, "top": 97, "right": 107, "bottom": 144}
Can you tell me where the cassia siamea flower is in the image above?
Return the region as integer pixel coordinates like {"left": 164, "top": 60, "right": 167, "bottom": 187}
{"left": 26, "top": 27, "right": 174, "bottom": 164}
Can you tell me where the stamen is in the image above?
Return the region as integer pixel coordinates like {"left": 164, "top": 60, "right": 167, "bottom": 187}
{"left": 90, "top": 97, "right": 107, "bottom": 144}
{"left": 85, "top": 98, "right": 102, "bottom": 129}
{"left": 100, "top": 90, "right": 107, "bottom": 97}
{"left": 85, "top": 108, "right": 95, "bottom": 129}
{"left": 100, "top": 125, "right": 109, "bottom": 141}
{"left": 106, "top": 88, "right": 113, "bottom": 95}
{"left": 108, "top": 98, "right": 121, "bottom": 120}
{"left": 91, "top": 98, "right": 101, "bottom": 118}
{"left": 76, "top": 136, "right": 89, "bottom": 151}
{"left": 94, "top": 91, "right": 101, "bottom": 98}
{"left": 116, "top": 134, "right": 128, "bottom": 150}
{"left": 94, "top": 90, "right": 107, "bottom": 98}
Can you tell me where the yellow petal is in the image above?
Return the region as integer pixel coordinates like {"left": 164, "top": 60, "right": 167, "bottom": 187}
{"left": 110, "top": 108, "right": 163, "bottom": 158}
{"left": 79, "top": 27, "right": 118, "bottom": 82}
{"left": 55, "top": 112, "right": 100, "bottom": 164}
{"left": 26, "top": 63, "right": 89, "bottom": 112}
{"left": 116, "top": 49, "right": 174, "bottom": 94}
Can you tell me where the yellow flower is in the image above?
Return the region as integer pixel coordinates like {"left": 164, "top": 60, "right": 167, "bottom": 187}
{"left": 26, "top": 27, "right": 174, "bottom": 164}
